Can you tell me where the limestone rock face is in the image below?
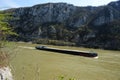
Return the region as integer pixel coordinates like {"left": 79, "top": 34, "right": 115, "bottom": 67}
{"left": 0, "top": 67, "right": 13, "bottom": 80}
{"left": 7, "top": 1, "right": 120, "bottom": 30}
{"left": 108, "top": 0, "right": 120, "bottom": 11}
{"left": 11, "top": 3, "right": 77, "bottom": 30}
{"left": 92, "top": 6, "right": 120, "bottom": 26}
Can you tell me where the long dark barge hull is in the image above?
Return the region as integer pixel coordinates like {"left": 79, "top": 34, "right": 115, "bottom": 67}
{"left": 36, "top": 46, "right": 98, "bottom": 58}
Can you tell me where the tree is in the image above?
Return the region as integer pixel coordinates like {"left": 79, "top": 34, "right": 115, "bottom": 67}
{"left": 0, "top": 11, "right": 16, "bottom": 66}
{"left": 0, "top": 12, "right": 16, "bottom": 48}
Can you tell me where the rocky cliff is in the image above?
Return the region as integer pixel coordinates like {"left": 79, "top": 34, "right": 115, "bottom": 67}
{"left": 5, "top": 0, "right": 120, "bottom": 50}
{"left": 8, "top": 1, "right": 120, "bottom": 27}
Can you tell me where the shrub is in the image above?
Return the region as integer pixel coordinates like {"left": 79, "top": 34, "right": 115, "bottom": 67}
{"left": 33, "top": 39, "right": 76, "bottom": 46}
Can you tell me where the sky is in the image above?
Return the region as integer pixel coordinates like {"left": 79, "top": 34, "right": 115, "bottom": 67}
{"left": 0, "top": 0, "right": 118, "bottom": 10}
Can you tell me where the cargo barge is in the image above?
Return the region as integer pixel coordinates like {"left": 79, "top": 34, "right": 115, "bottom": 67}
{"left": 35, "top": 46, "right": 98, "bottom": 58}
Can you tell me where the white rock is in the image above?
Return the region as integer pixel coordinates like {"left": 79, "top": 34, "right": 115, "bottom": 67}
{"left": 0, "top": 67, "right": 13, "bottom": 80}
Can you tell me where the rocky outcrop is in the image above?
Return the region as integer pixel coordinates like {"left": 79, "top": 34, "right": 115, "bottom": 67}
{"left": 108, "top": 0, "right": 120, "bottom": 11}
{"left": 0, "top": 67, "right": 13, "bottom": 80}
{"left": 9, "top": 3, "right": 76, "bottom": 30}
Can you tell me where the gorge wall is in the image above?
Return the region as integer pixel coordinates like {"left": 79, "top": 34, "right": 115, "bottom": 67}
{"left": 5, "top": 0, "right": 120, "bottom": 50}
